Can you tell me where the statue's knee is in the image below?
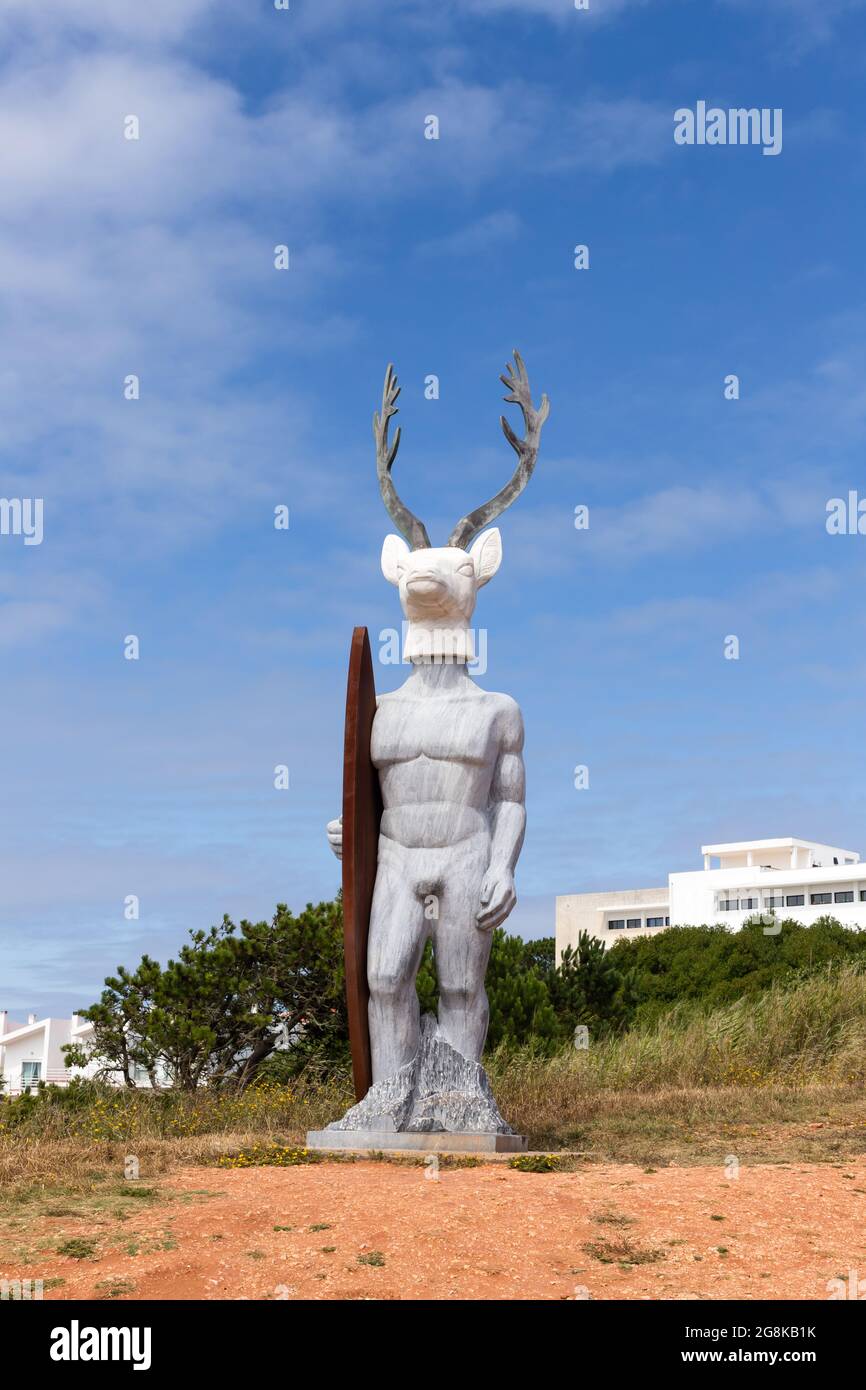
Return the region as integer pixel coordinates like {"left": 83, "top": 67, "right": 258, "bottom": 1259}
{"left": 368, "top": 964, "right": 409, "bottom": 1001}
{"left": 439, "top": 984, "right": 483, "bottom": 1014}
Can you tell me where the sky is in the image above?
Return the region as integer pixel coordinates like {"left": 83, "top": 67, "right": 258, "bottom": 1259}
{"left": 2, "top": 0, "right": 866, "bottom": 1017}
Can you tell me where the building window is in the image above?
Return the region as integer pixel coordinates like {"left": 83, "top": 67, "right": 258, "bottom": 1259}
{"left": 647, "top": 916, "right": 665, "bottom": 928}
{"left": 608, "top": 919, "right": 625, "bottom": 930}
{"left": 765, "top": 896, "right": 784, "bottom": 908}
{"left": 626, "top": 918, "right": 642, "bottom": 929}
{"left": 21, "top": 1061, "right": 41, "bottom": 1088}
{"left": 811, "top": 892, "right": 832, "bottom": 905}
{"left": 719, "top": 899, "right": 738, "bottom": 911}
{"left": 740, "top": 898, "right": 756, "bottom": 910}
{"left": 665, "top": 916, "right": 670, "bottom": 925}
{"left": 786, "top": 895, "right": 804, "bottom": 907}
{"left": 860, "top": 890, "right": 866, "bottom": 902}
{"left": 834, "top": 891, "right": 854, "bottom": 904}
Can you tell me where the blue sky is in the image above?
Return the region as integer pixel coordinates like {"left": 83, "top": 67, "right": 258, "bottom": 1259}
{"left": 2, "top": 0, "right": 866, "bottom": 1016}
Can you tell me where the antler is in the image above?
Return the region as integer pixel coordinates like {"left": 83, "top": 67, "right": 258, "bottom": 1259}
{"left": 374, "top": 364, "right": 431, "bottom": 550}
{"left": 447, "top": 349, "right": 549, "bottom": 549}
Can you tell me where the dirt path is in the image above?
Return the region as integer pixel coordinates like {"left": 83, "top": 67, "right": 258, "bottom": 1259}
{"left": 13, "top": 1159, "right": 866, "bottom": 1301}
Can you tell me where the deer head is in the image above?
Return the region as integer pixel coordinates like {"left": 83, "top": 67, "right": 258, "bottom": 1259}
{"left": 375, "top": 351, "right": 549, "bottom": 664}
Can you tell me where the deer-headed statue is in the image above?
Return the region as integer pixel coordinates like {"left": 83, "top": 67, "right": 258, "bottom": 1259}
{"left": 324, "top": 352, "right": 549, "bottom": 1139}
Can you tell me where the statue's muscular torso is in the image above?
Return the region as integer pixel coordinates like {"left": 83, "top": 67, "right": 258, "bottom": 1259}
{"left": 371, "top": 683, "right": 521, "bottom": 849}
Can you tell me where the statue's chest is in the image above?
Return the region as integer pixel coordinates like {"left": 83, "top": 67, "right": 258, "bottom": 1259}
{"left": 371, "top": 698, "right": 495, "bottom": 768}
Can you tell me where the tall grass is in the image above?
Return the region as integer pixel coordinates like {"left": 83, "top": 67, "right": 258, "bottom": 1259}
{"left": 0, "top": 1072, "right": 352, "bottom": 1144}
{"left": 483, "top": 963, "right": 866, "bottom": 1149}
{"left": 1, "top": 964, "right": 863, "bottom": 1165}
{"left": 489, "top": 960, "right": 866, "bottom": 1100}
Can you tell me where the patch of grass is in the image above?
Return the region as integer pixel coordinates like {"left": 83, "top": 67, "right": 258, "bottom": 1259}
{"left": 115, "top": 1231, "right": 177, "bottom": 1258}
{"left": 509, "top": 1153, "right": 562, "bottom": 1173}
{"left": 218, "top": 1143, "right": 323, "bottom": 1169}
{"left": 95, "top": 1277, "right": 136, "bottom": 1299}
{"left": 56, "top": 1237, "right": 99, "bottom": 1261}
{"left": 591, "top": 1210, "right": 637, "bottom": 1227}
{"left": 309, "top": 1223, "right": 331, "bottom": 1232}
{"left": 357, "top": 1250, "right": 385, "bottom": 1267}
{"left": 582, "top": 1238, "right": 666, "bottom": 1267}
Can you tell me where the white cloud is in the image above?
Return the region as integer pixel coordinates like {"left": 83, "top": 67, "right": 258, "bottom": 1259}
{"left": 547, "top": 97, "right": 672, "bottom": 172}
{"left": 0, "top": 570, "right": 105, "bottom": 647}
{"left": 463, "top": 0, "right": 645, "bottom": 20}
{"left": 719, "top": 0, "right": 866, "bottom": 57}
{"left": 0, "top": 0, "right": 217, "bottom": 45}
{"left": 416, "top": 210, "right": 522, "bottom": 258}
{"left": 0, "top": 11, "right": 675, "bottom": 606}
{"left": 584, "top": 485, "right": 772, "bottom": 559}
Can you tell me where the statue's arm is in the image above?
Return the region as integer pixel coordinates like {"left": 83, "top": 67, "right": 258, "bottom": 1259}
{"left": 326, "top": 697, "right": 384, "bottom": 860}
{"left": 476, "top": 701, "right": 526, "bottom": 931}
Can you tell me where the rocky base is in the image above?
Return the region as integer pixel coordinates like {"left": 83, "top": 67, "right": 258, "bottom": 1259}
{"left": 327, "top": 1014, "right": 514, "bottom": 1135}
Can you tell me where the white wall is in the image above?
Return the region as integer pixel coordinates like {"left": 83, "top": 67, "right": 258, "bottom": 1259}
{"left": 670, "top": 864, "right": 866, "bottom": 930}
{"left": 1, "top": 1030, "right": 47, "bottom": 1094}
{"left": 555, "top": 860, "right": 866, "bottom": 960}
{"left": 0, "top": 1017, "right": 164, "bottom": 1094}
{"left": 556, "top": 886, "right": 669, "bottom": 957}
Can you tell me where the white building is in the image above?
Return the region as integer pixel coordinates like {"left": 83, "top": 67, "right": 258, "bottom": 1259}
{"left": 0, "top": 1009, "right": 291, "bottom": 1095}
{"left": 0, "top": 1012, "right": 155, "bottom": 1096}
{"left": 556, "top": 836, "right": 866, "bottom": 958}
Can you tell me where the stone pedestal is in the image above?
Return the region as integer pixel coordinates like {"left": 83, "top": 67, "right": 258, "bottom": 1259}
{"left": 305, "top": 1129, "right": 527, "bottom": 1154}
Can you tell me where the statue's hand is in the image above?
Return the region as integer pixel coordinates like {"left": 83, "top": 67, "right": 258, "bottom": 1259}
{"left": 326, "top": 816, "right": 343, "bottom": 861}
{"left": 476, "top": 867, "right": 516, "bottom": 931}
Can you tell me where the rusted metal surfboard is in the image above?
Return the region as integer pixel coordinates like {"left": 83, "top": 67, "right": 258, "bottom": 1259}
{"left": 342, "top": 627, "right": 381, "bottom": 1102}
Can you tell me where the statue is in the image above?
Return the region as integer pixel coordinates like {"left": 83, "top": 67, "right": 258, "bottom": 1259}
{"left": 310, "top": 352, "right": 549, "bottom": 1150}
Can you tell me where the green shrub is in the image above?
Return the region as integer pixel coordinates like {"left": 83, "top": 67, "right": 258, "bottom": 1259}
{"left": 509, "top": 1153, "right": 563, "bottom": 1172}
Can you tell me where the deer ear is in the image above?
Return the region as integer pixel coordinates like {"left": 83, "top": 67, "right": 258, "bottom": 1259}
{"left": 381, "top": 533, "right": 411, "bottom": 586}
{"left": 468, "top": 528, "right": 502, "bottom": 587}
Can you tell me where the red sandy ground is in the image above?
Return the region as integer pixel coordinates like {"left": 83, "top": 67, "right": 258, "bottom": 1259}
{"left": 29, "top": 1160, "right": 866, "bottom": 1301}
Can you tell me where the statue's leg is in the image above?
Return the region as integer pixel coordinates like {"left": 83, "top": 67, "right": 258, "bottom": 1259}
{"left": 433, "top": 834, "right": 493, "bottom": 1062}
{"left": 366, "top": 839, "right": 428, "bottom": 1082}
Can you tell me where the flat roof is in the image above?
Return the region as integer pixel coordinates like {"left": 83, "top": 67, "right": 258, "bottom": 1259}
{"left": 701, "top": 837, "right": 859, "bottom": 857}
{"left": 0, "top": 1017, "right": 48, "bottom": 1044}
